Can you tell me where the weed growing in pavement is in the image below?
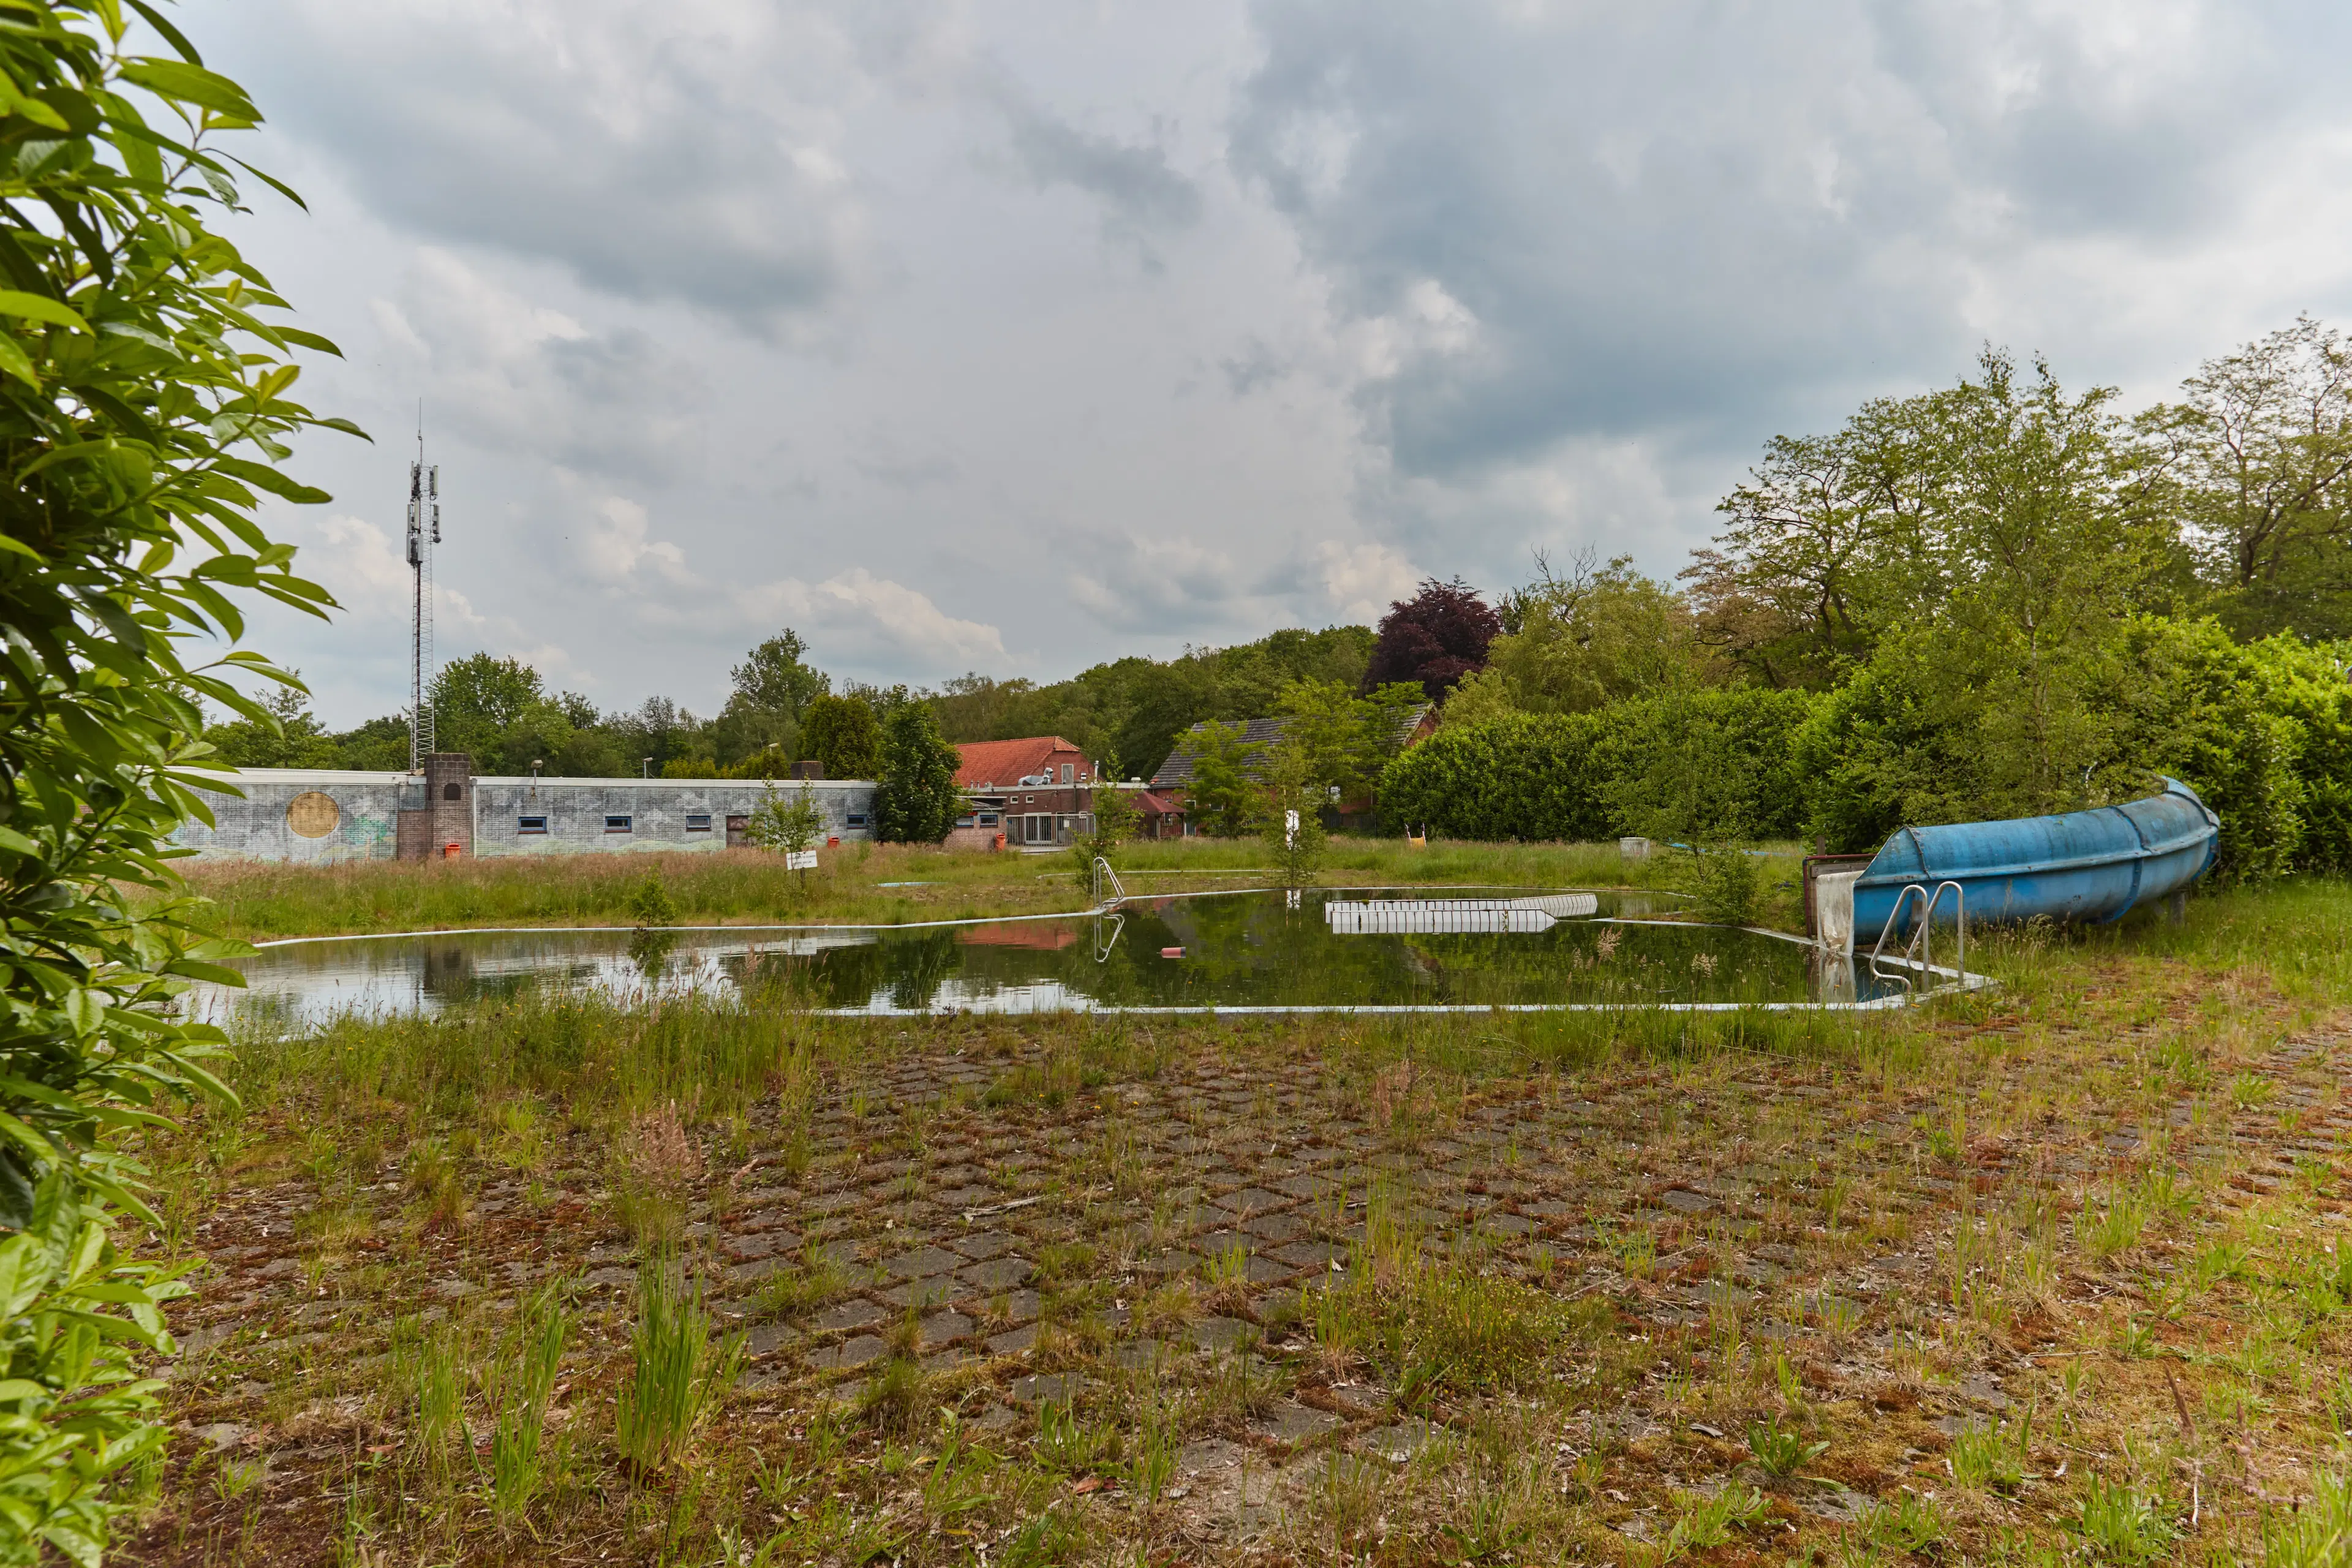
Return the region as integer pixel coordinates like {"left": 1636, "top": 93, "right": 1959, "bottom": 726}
{"left": 1744, "top": 1414, "right": 1827, "bottom": 1476}
{"left": 483, "top": 1283, "right": 571, "bottom": 1523}
{"left": 2070, "top": 1474, "right": 2179, "bottom": 1564}
{"left": 2264, "top": 1468, "right": 2352, "bottom": 1567}
{"left": 1659, "top": 1484, "right": 1766, "bottom": 1559}
{"left": 615, "top": 1261, "right": 744, "bottom": 1477}
{"left": 1948, "top": 1419, "right": 2027, "bottom": 1493}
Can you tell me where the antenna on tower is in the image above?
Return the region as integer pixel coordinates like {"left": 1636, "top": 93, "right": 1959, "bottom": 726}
{"left": 407, "top": 402, "right": 440, "bottom": 771}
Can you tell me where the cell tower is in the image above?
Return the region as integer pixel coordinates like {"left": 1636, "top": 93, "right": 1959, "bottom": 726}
{"left": 406, "top": 412, "right": 440, "bottom": 771}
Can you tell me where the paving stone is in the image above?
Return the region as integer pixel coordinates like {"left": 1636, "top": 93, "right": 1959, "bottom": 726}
{"left": 812, "top": 1299, "right": 886, "bottom": 1333}
{"left": 745, "top": 1322, "right": 801, "bottom": 1358}
{"left": 883, "top": 1245, "right": 963, "bottom": 1280}
{"left": 1191, "top": 1316, "right": 1256, "bottom": 1352}
{"left": 986, "top": 1324, "right": 1037, "bottom": 1355}
{"left": 723, "top": 1231, "right": 797, "bottom": 1261}
{"left": 1270, "top": 1240, "right": 1348, "bottom": 1270}
{"left": 882, "top": 1276, "right": 957, "bottom": 1310}
{"left": 1244, "top": 1254, "right": 1298, "bottom": 1285}
{"left": 1659, "top": 1189, "right": 1716, "bottom": 1214}
{"left": 1010, "top": 1373, "right": 1083, "bottom": 1406}
{"left": 727, "top": 1257, "right": 785, "bottom": 1285}
{"left": 920, "top": 1311, "right": 973, "bottom": 1347}
{"left": 1480, "top": 1213, "right": 1541, "bottom": 1237}
{"left": 949, "top": 1229, "right": 1016, "bottom": 1260}
{"left": 1253, "top": 1402, "right": 1344, "bottom": 1444}
{"left": 582, "top": 1266, "right": 636, "bottom": 1289}
{"left": 1177, "top": 1438, "right": 1250, "bottom": 1475}
{"left": 1213, "top": 1187, "right": 1290, "bottom": 1216}
{"left": 1272, "top": 1173, "right": 1339, "bottom": 1200}
{"left": 1240, "top": 1212, "right": 1306, "bottom": 1243}
{"left": 1355, "top": 1418, "right": 1439, "bottom": 1462}
{"left": 1109, "top": 1338, "right": 1174, "bottom": 1370}
{"left": 960, "top": 1257, "right": 1033, "bottom": 1291}
{"left": 807, "top": 1335, "right": 886, "bottom": 1371}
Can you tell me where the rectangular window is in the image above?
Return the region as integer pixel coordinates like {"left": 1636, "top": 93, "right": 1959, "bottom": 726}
{"left": 517, "top": 815, "right": 548, "bottom": 834}
{"left": 846, "top": 812, "right": 869, "bottom": 828}
{"left": 978, "top": 813, "right": 1000, "bottom": 826}
{"left": 685, "top": 813, "right": 712, "bottom": 832}
{"left": 605, "top": 815, "right": 633, "bottom": 833}
{"left": 1060, "top": 763, "right": 1074, "bottom": 783}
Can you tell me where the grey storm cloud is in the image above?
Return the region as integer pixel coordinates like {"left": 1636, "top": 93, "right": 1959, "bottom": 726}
{"left": 1229, "top": 0, "right": 2352, "bottom": 481}
{"left": 166, "top": 0, "right": 2352, "bottom": 726}
{"left": 213, "top": 2, "right": 890, "bottom": 328}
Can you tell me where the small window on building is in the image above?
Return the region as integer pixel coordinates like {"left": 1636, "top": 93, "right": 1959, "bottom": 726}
{"left": 518, "top": 815, "right": 548, "bottom": 834}
{"left": 978, "top": 812, "right": 999, "bottom": 826}
{"left": 846, "top": 812, "right": 869, "bottom": 828}
{"left": 605, "top": 815, "right": 633, "bottom": 833}
{"left": 685, "top": 813, "right": 712, "bottom": 832}
{"left": 1060, "top": 763, "right": 1074, "bottom": 784}
{"left": 443, "top": 782, "right": 463, "bottom": 801}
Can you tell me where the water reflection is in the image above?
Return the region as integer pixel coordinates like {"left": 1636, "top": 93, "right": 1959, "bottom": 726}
{"left": 199, "top": 888, "right": 1917, "bottom": 1027}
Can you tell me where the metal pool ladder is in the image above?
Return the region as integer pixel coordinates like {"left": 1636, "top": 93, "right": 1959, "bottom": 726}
{"left": 1868, "top": 880, "right": 1966, "bottom": 997}
{"left": 1090, "top": 856, "right": 1128, "bottom": 910}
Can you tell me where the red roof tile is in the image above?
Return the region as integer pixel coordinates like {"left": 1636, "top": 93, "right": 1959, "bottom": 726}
{"left": 955, "top": 736, "right": 1090, "bottom": 790}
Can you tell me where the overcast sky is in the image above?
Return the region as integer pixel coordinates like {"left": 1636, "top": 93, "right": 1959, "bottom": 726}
{"left": 183, "top": 0, "right": 2352, "bottom": 726}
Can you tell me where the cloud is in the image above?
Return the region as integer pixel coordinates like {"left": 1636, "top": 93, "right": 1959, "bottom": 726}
{"left": 734, "top": 568, "right": 1006, "bottom": 667}
{"left": 1229, "top": 0, "right": 2352, "bottom": 484}
{"left": 1312, "top": 540, "right": 1421, "bottom": 624}
{"left": 214, "top": 0, "right": 899, "bottom": 329}
{"left": 994, "top": 89, "right": 1204, "bottom": 265}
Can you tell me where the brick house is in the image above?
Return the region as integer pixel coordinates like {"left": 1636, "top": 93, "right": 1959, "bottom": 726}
{"left": 954, "top": 736, "right": 1100, "bottom": 848}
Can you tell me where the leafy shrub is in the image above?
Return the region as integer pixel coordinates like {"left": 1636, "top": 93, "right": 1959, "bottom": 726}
{"left": 0, "top": 8, "right": 356, "bottom": 1558}
{"left": 1381, "top": 687, "right": 1814, "bottom": 844}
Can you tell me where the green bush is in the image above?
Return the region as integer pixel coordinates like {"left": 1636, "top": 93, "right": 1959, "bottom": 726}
{"left": 1377, "top": 710, "right": 1621, "bottom": 842}
{"left": 1379, "top": 687, "right": 1814, "bottom": 844}
{"left": 2111, "top": 617, "right": 2304, "bottom": 880}
{"left": 872, "top": 703, "right": 963, "bottom": 843}
{"left": 0, "top": 7, "right": 353, "bottom": 1559}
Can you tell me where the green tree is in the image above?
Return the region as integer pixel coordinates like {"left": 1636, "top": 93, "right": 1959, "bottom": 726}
{"left": 1273, "top": 678, "right": 1426, "bottom": 805}
{"left": 1179, "top": 721, "right": 1262, "bottom": 836}
{"left": 205, "top": 679, "right": 337, "bottom": 767}
{"left": 749, "top": 780, "right": 829, "bottom": 888}
{"left": 2137, "top": 315, "right": 2352, "bottom": 638}
{"left": 1257, "top": 737, "right": 1327, "bottom": 888}
{"left": 714, "top": 627, "right": 827, "bottom": 765}
{"left": 798, "top": 692, "right": 880, "bottom": 779}
{"left": 1476, "top": 552, "right": 1721, "bottom": 714}
{"left": 0, "top": 7, "right": 356, "bottom": 1556}
{"left": 1069, "top": 774, "right": 1139, "bottom": 884}
{"left": 872, "top": 703, "right": 962, "bottom": 843}
{"left": 428, "top": 652, "right": 543, "bottom": 761}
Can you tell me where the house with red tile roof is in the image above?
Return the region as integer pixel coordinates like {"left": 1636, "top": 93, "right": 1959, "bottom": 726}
{"left": 953, "top": 736, "right": 1102, "bottom": 849}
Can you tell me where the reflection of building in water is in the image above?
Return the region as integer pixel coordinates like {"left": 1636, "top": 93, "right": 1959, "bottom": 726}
{"left": 958, "top": 922, "right": 1079, "bottom": 951}
{"left": 418, "top": 941, "right": 480, "bottom": 1003}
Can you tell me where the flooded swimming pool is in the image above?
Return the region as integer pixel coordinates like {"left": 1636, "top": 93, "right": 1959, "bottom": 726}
{"left": 198, "top": 888, "right": 1940, "bottom": 1028}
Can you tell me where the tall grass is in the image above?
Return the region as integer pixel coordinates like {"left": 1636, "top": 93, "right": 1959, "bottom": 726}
{"left": 615, "top": 1261, "right": 743, "bottom": 1477}
{"left": 178, "top": 835, "right": 1705, "bottom": 943}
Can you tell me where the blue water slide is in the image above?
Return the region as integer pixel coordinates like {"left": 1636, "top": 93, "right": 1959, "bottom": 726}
{"left": 1850, "top": 777, "right": 2220, "bottom": 938}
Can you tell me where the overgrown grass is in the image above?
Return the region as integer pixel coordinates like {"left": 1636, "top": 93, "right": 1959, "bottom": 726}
{"left": 177, "top": 834, "right": 1719, "bottom": 943}
{"left": 127, "top": 871, "right": 2352, "bottom": 1567}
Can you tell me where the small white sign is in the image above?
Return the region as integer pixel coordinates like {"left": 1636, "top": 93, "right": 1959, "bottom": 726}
{"left": 785, "top": 850, "right": 818, "bottom": 870}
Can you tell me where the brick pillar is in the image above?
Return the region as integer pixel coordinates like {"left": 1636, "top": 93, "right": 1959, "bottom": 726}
{"left": 424, "top": 753, "right": 473, "bottom": 859}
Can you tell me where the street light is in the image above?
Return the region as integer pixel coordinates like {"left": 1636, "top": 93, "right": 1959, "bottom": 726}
{"left": 642, "top": 756, "right": 654, "bottom": 778}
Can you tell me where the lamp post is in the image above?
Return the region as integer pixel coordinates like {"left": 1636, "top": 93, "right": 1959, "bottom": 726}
{"left": 642, "top": 756, "right": 654, "bottom": 778}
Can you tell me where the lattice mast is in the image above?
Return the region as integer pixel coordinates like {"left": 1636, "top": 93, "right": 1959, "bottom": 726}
{"left": 405, "top": 413, "right": 440, "bottom": 771}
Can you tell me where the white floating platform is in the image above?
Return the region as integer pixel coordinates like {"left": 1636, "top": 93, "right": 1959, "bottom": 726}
{"left": 1322, "top": 892, "right": 1597, "bottom": 935}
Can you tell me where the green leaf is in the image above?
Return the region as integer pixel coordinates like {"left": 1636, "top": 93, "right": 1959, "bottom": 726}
{"left": 209, "top": 454, "right": 327, "bottom": 505}
{"left": 0, "top": 290, "right": 88, "bottom": 333}
{"left": 0, "top": 333, "right": 39, "bottom": 388}
{"left": 116, "top": 58, "right": 258, "bottom": 122}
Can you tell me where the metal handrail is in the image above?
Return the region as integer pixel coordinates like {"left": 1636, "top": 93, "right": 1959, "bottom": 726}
{"left": 1090, "top": 856, "right": 1128, "bottom": 910}
{"left": 1868, "top": 880, "right": 1965, "bottom": 997}
{"left": 1091, "top": 911, "right": 1124, "bottom": 963}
